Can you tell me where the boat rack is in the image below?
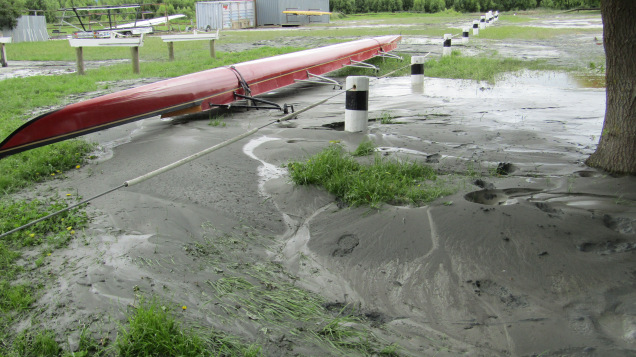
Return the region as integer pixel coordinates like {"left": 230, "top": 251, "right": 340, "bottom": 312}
{"left": 294, "top": 71, "right": 343, "bottom": 89}
{"left": 378, "top": 51, "right": 403, "bottom": 60}
{"left": 343, "top": 59, "right": 379, "bottom": 72}
{"left": 211, "top": 93, "right": 295, "bottom": 114}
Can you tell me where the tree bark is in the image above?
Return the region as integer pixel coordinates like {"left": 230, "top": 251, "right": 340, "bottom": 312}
{"left": 586, "top": 0, "right": 636, "bottom": 174}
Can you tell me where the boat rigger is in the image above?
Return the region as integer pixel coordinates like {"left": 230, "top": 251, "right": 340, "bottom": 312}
{"left": 0, "top": 35, "right": 401, "bottom": 159}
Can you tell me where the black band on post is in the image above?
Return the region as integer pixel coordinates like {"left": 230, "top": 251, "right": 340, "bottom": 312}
{"left": 346, "top": 91, "right": 368, "bottom": 111}
{"left": 411, "top": 63, "right": 424, "bottom": 75}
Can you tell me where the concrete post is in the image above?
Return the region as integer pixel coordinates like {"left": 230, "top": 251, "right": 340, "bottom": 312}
{"left": 462, "top": 27, "right": 469, "bottom": 44}
{"left": 345, "top": 76, "right": 369, "bottom": 133}
{"left": 442, "top": 34, "right": 452, "bottom": 57}
{"left": 411, "top": 56, "right": 426, "bottom": 87}
{"left": 473, "top": 20, "right": 479, "bottom": 36}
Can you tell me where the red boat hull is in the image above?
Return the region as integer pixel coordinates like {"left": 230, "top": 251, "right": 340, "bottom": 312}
{"left": 0, "top": 35, "right": 400, "bottom": 159}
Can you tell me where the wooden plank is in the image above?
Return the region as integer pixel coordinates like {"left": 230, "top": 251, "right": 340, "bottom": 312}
{"left": 168, "top": 41, "right": 174, "bottom": 61}
{"left": 160, "top": 31, "right": 219, "bottom": 42}
{"left": 68, "top": 35, "right": 144, "bottom": 48}
{"left": 131, "top": 47, "right": 140, "bottom": 74}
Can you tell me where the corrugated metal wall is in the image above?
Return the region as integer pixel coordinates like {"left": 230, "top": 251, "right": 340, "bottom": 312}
{"left": 196, "top": 1, "right": 255, "bottom": 30}
{"left": 256, "top": 0, "right": 329, "bottom": 26}
{"left": 1, "top": 16, "right": 49, "bottom": 43}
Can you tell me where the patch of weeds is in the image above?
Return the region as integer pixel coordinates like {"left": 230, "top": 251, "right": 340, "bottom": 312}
{"left": 208, "top": 114, "right": 227, "bottom": 128}
{"left": 0, "top": 195, "right": 89, "bottom": 247}
{"left": 379, "top": 111, "right": 396, "bottom": 124}
{"left": 314, "top": 314, "right": 373, "bottom": 354}
{"left": 288, "top": 144, "right": 456, "bottom": 208}
{"left": 117, "top": 298, "right": 208, "bottom": 356}
{"left": 423, "top": 50, "right": 556, "bottom": 83}
{"left": 0, "top": 141, "right": 93, "bottom": 195}
{"left": 8, "top": 329, "right": 61, "bottom": 357}
{"left": 117, "top": 297, "right": 259, "bottom": 356}
{"left": 0, "top": 195, "right": 89, "bottom": 356}
{"left": 352, "top": 140, "right": 376, "bottom": 157}
{"left": 379, "top": 343, "right": 401, "bottom": 356}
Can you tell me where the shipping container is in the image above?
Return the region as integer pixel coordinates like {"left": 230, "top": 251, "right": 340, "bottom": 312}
{"left": 255, "top": 0, "right": 329, "bottom": 26}
{"left": 1, "top": 15, "right": 49, "bottom": 43}
{"left": 196, "top": 1, "right": 255, "bottom": 30}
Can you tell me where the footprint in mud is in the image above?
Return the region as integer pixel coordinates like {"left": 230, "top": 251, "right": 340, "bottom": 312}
{"left": 465, "top": 188, "right": 541, "bottom": 206}
{"left": 473, "top": 179, "right": 495, "bottom": 190}
{"left": 465, "top": 190, "right": 510, "bottom": 205}
{"left": 322, "top": 122, "right": 345, "bottom": 131}
{"left": 603, "top": 214, "right": 635, "bottom": 235}
{"left": 575, "top": 170, "right": 604, "bottom": 178}
{"left": 473, "top": 279, "right": 528, "bottom": 308}
{"left": 534, "top": 202, "right": 564, "bottom": 215}
{"left": 576, "top": 239, "right": 636, "bottom": 255}
{"left": 496, "top": 162, "right": 517, "bottom": 175}
{"left": 332, "top": 234, "right": 359, "bottom": 257}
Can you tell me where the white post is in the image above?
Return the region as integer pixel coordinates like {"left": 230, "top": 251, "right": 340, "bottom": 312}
{"left": 473, "top": 20, "right": 480, "bottom": 36}
{"left": 479, "top": 15, "right": 486, "bottom": 30}
{"left": 344, "top": 76, "right": 369, "bottom": 133}
{"left": 494, "top": 11, "right": 499, "bottom": 22}
{"left": 462, "top": 27, "right": 469, "bottom": 44}
{"left": 442, "top": 34, "right": 452, "bottom": 57}
{"left": 411, "top": 56, "right": 426, "bottom": 87}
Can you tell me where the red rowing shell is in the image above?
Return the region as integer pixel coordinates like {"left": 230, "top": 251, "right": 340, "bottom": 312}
{"left": 0, "top": 35, "right": 401, "bottom": 159}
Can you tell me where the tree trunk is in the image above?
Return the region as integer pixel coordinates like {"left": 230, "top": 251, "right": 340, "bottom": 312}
{"left": 586, "top": 0, "right": 636, "bottom": 174}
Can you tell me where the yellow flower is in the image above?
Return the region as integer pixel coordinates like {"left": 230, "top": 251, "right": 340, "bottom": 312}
{"left": 66, "top": 193, "right": 71, "bottom": 197}
{"left": 47, "top": 253, "right": 51, "bottom": 256}
{"left": 29, "top": 233, "right": 35, "bottom": 238}
{"left": 70, "top": 230, "right": 75, "bottom": 234}
{"left": 76, "top": 165, "right": 81, "bottom": 169}
{"left": 51, "top": 173, "right": 55, "bottom": 176}
{"left": 67, "top": 227, "right": 72, "bottom": 231}
{"left": 182, "top": 305, "right": 187, "bottom": 311}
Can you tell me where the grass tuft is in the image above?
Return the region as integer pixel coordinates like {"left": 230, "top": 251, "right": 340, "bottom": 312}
{"left": 423, "top": 50, "right": 554, "bottom": 83}
{"left": 117, "top": 298, "right": 209, "bottom": 356}
{"left": 352, "top": 140, "right": 376, "bottom": 157}
{"left": 288, "top": 144, "right": 455, "bottom": 207}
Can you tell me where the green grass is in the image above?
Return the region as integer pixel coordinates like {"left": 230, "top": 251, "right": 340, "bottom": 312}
{"left": 9, "top": 329, "right": 62, "bottom": 357}
{"left": 476, "top": 25, "right": 598, "bottom": 40}
{"left": 288, "top": 144, "right": 456, "bottom": 207}
{"left": 2, "top": 298, "right": 262, "bottom": 357}
{"left": 0, "top": 195, "right": 89, "bottom": 356}
{"left": 352, "top": 140, "right": 376, "bottom": 157}
{"left": 423, "top": 50, "right": 555, "bottom": 83}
